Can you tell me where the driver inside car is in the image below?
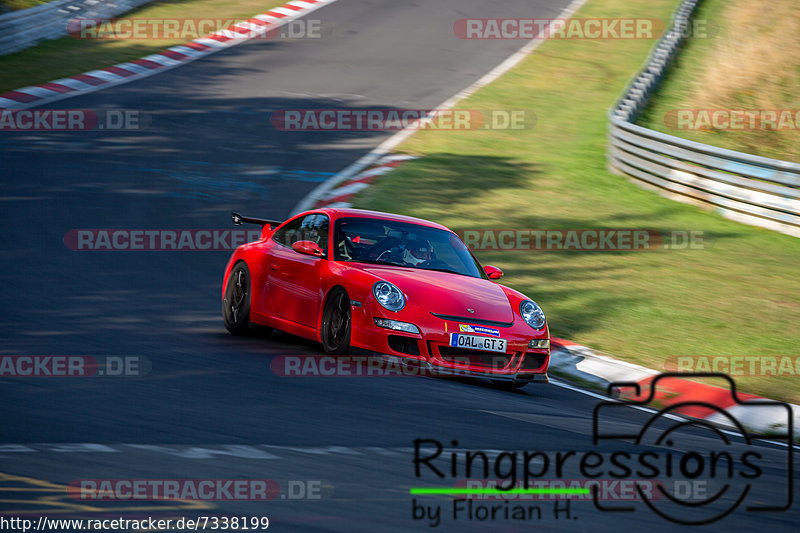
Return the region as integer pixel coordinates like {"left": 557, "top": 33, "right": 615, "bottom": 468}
{"left": 401, "top": 239, "right": 434, "bottom": 266}
{"left": 377, "top": 237, "right": 434, "bottom": 266}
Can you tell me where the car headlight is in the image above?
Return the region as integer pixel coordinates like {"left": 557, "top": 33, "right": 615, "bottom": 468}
{"left": 519, "top": 300, "right": 546, "bottom": 330}
{"left": 373, "top": 281, "right": 406, "bottom": 312}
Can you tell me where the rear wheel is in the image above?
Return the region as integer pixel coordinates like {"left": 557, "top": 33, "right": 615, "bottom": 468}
{"left": 223, "top": 262, "right": 251, "bottom": 335}
{"left": 321, "top": 288, "right": 351, "bottom": 354}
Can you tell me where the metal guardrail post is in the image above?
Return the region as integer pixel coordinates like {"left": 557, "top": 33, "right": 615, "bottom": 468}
{"left": 0, "top": 0, "right": 155, "bottom": 56}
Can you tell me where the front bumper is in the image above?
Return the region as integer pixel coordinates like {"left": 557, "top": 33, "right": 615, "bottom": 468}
{"left": 373, "top": 353, "right": 549, "bottom": 383}
{"left": 351, "top": 309, "right": 550, "bottom": 382}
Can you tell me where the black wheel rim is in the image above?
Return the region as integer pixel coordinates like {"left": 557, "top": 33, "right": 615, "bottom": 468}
{"left": 326, "top": 291, "right": 350, "bottom": 348}
{"left": 229, "top": 269, "right": 247, "bottom": 323}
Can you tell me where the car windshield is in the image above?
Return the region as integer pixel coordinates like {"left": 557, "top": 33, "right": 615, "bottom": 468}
{"left": 333, "top": 217, "right": 485, "bottom": 278}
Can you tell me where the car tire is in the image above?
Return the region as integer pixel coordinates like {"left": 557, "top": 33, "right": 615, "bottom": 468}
{"left": 223, "top": 262, "right": 251, "bottom": 335}
{"left": 321, "top": 287, "right": 351, "bottom": 355}
{"left": 490, "top": 380, "right": 528, "bottom": 391}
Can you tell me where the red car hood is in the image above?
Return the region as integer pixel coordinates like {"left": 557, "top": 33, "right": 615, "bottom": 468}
{"left": 354, "top": 265, "right": 514, "bottom": 323}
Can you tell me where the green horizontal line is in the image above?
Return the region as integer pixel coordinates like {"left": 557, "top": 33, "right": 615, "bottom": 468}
{"left": 409, "top": 487, "right": 590, "bottom": 495}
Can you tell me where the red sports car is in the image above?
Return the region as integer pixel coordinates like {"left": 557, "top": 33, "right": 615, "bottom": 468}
{"left": 221, "top": 208, "right": 550, "bottom": 388}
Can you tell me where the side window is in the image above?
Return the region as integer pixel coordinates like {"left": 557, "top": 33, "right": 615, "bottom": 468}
{"left": 272, "top": 217, "right": 304, "bottom": 248}
{"left": 272, "top": 214, "right": 330, "bottom": 255}
{"left": 299, "top": 214, "right": 330, "bottom": 255}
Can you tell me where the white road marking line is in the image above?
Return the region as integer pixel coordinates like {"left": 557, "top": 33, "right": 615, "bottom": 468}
{"left": 124, "top": 444, "right": 280, "bottom": 459}
{"left": 0, "top": 444, "right": 36, "bottom": 452}
{"left": 47, "top": 443, "right": 118, "bottom": 453}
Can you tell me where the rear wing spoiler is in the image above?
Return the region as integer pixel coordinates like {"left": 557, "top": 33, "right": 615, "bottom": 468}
{"left": 231, "top": 212, "right": 284, "bottom": 228}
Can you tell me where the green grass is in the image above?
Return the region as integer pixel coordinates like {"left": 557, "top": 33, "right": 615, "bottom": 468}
{"left": 0, "top": 0, "right": 286, "bottom": 93}
{"left": 1, "top": 0, "right": 51, "bottom": 12}
{"left": 352, "top": 0, "right": 800, "bottom": 403}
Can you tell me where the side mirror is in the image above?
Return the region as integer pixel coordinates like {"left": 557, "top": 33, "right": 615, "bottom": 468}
{"left": 484, "top": 265, "right": 503, "bottom": 280}
{"left": 291, "top": 240, "right": 325, "bottom": 258}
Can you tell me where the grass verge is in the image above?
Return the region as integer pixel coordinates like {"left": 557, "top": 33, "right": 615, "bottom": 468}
{"left": 352, "top": 0, "right": 800, "bottom": 403}
{"left": 2, "top": 0, "right": 51, "bottom": 12}
{"left": 0, "top": 0, "right": 286, "bottom": 94}
{"left": 637, "top": 0, "right": 800, "bottom": 162}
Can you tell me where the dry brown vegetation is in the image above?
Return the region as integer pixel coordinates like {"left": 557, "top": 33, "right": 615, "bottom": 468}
{"left": 691, "top": 0, "right": 800, "bottom": 160}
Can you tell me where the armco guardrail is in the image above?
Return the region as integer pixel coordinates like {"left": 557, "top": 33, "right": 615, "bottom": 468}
{"left": 0, "top": 0, "right": 154, "bottom": 56}
{"left": 607, "top": 0, "right": 800, "bottom": 238}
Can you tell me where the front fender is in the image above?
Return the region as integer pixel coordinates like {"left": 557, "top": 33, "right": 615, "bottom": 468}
{"left": 499, "top": 284, "right": 549, "bottom": 338}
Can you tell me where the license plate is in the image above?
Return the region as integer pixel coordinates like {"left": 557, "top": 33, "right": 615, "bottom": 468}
{"left": 449, "top": 333, "right": 507, "bottom": 353}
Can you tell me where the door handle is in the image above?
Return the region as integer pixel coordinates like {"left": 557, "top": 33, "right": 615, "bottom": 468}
{"left": 270, "top": 263, "right": 279, "bottom": 271}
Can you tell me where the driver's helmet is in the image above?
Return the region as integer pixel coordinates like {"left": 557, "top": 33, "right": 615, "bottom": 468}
{"left": 403, "top": 239, "right": 433, "bottom": 265}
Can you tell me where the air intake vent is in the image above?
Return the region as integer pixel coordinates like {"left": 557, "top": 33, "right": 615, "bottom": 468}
{"left": 521, "top": 352, "right": 548, "bottom": 371}
{"left": 388, "top": 335, "right": 420, "bottom": 356}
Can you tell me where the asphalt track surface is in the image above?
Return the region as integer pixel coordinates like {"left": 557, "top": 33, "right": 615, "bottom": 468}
{"left": 0, "top": 0, "right": 797, "bottom": 531}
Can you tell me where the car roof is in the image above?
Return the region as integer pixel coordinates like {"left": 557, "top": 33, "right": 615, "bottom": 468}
{"left": 315, "top": 208, "right": 452, "bottom": 232}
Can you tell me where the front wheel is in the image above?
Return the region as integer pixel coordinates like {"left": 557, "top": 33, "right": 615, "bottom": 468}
{"left": 223, "top": 262, "right": 251, "bottom": 335}
{"left": 321, "top": 288, "right": 351, "bottom": 354}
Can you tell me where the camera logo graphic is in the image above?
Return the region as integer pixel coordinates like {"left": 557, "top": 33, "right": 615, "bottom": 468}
{"left": 592, "top": 373, "right": 793, "bottom": 525}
